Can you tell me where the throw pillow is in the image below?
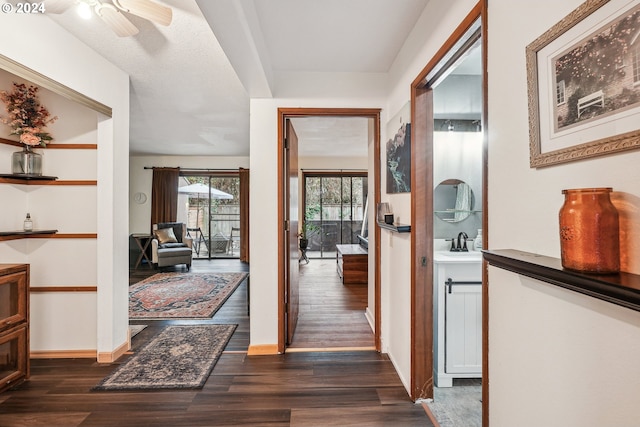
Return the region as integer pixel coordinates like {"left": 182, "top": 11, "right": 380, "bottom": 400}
{"left": 155, "top": 227, "right": 178, "bottom": 244}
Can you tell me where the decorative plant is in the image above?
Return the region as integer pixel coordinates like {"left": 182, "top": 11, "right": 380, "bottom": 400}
{"left": 0, "top": 82, "right": 57, "bottom": 147}
{"left": 300, "top": 205, "right": 321, "bottom": 240}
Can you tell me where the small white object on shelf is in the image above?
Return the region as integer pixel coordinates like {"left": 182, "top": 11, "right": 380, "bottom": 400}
{"left": 23, "top": 213, "right": 33, "bottom": 231}
{"left": 473, "top": 228, "right": 483, "bottom": 251}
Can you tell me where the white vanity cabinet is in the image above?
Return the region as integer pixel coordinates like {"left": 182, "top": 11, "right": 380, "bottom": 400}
{"left": 433, "top": 252, "right": 482, "bottom": 387}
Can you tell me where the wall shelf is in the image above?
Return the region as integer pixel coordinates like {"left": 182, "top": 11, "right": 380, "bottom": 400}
{"left": 483, "top": 249, "right": 640, "bottom": 312}
{"left": 0, "top": 177, "right": 97, "bottom": 185}
{"left": 0, "top": 230, "right": 58, "bottom": 241}
{"left": 0, "top": 232, "right": 96, "bottom": 242}
{"left": 0, "top": 137, "right": 96, "bottom": 150}
{"left": 377, "top": 221, "right": 411, "bottom": 233}
{"left": 0, "top": 174, "right": 58, "bottom": 183}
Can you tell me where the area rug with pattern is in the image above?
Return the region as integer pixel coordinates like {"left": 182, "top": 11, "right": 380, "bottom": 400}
{"left": 93, "top": 324, "right": 236, "bottom": 391}
{"left": 129, "top": 272, "right": 247, "bottom": 319}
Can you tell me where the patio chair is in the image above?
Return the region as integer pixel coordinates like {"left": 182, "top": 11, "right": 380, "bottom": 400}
{"left": 228, "top": 227, "right": 240, "bottom": 255}
{"left": 151, "top": 222, "right": 193, "bottom": 270}
{"left": 187, "top": 227, "right": 208, "bottom": 256}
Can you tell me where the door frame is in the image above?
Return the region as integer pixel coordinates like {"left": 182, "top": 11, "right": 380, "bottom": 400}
{"left": 409, "top": 0, "right": 488, "bottom": 417}
{"left": 277, "top": 107, "right": 382, "bottom": 353}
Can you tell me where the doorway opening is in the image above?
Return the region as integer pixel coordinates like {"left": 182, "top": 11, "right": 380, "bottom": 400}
{"left": 277, "top": 108, "right": 381, "bottom": 353}
{"left": 429, "top": 21, "right": 483, "bottom": 427}
{"left": 410, "top": 4, "right": 487, "bottom": 422}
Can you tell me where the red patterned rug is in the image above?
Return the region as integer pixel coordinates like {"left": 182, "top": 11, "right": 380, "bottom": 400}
{"left": 129, "top": 272, "right": 248, "bottom": 319}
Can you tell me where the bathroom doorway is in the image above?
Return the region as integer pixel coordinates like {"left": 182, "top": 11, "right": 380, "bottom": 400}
{"left": 429, "top": 21, "right": 483, "bottom": 427}
{"left": 410, "top": 3, "right": 488, "bottom": 425}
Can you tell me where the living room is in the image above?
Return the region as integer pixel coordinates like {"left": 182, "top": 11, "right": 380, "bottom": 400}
{"left": 1, "top": 0, "right": 640, "bottom": 425}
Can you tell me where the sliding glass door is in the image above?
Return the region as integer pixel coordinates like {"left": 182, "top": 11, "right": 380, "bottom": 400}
{"left": 178, "top": 174, "right": 240, "bottom": 259}
{"left": 303, "top": 172, "right": 367, "bottom": 259}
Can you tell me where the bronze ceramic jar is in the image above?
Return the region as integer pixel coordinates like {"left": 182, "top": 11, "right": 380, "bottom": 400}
{"left": 559, "top": 188, "right": 620, "bottom": 274}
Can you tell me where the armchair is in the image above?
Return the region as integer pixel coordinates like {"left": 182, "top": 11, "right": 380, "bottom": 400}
{"left": 151, "top": 222, "right": 193, "bottom": 270}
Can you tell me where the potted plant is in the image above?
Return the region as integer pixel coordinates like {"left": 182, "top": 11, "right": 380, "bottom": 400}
{"left": 0, "top": 82, "right": 58, "bottom": 176}
{"left": 299, "top": 205, "right": 321, "bottom": 251}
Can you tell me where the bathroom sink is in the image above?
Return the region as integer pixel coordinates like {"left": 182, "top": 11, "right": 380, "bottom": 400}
{"left": 434, "top": 251, "right": 482, "bottom": 261}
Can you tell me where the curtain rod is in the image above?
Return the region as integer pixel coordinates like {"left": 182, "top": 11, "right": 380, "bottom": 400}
{"left": 144, "top": 167, "right": 242, "bottom": 171}
{"left": 300, "top": 168, "right": 367, "bottom": 172}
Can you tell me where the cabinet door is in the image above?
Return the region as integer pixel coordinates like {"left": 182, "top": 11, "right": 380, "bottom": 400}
{"left": 445, "top": 283, "right": 482, "bottom": 374}
{"left": 0, "top": 326, "right": 28, "bottom": 393}
{"left": 0, "top": 271, "right": 28, "bottom": 334}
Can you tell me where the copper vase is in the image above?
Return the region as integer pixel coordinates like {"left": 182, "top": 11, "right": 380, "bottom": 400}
{"left": 559, "top": 188, "right": 619, "bottom": 274}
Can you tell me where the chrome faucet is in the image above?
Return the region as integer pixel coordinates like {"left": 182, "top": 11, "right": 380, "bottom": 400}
{"left": 456, "top": 231, "right": 469, "bottom": 252}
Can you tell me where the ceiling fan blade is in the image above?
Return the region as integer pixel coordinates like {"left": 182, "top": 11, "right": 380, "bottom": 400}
{"left": 95, "top": 3, "right": 139, "bottom": 37}
{"left": 113, "top": 0, "right": 172, "bottom": 26}
{"left": 44, "top": 0, "right": 76, "bottom": 14}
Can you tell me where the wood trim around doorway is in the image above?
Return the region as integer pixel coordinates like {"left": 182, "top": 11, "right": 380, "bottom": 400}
{"left": 277, "top": 108, "right": 382, "bottom": 353}
{"left": 409, "top": 1, "right": 488, "bottom": 416}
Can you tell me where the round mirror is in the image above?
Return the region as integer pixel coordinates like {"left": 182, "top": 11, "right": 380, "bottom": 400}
{"left": 434, "top": 179, "right": 474, "bottom": 223}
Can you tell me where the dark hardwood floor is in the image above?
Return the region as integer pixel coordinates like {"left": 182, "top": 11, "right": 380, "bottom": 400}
{"left": 0, "top": 259, "right": 432, "bottom": 426}
{"left": 291, "top": 258, "right": 374, "bottom": 349}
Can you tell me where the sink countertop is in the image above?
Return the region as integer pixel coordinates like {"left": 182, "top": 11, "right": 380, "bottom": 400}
{"left": 433, "top": 250, "right": 483, "bottom": 263}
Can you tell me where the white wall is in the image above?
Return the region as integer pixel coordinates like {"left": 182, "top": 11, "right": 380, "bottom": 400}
{"left": 0, "top": 14, "right": 129, "bottom": 357}
{"left": 488, "top": 0, "right": 640, "bottom": 425}
{"left": 298, "top": 156, "right": 367, "bottom": 171}
{"left": 129, "top": 155, "right": 249, "bottom": 234}
{"left": 249, "top": 97, "right": 384, "bottom": 348}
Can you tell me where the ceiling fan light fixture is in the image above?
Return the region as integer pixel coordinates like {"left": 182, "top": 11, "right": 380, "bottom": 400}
{"left": 112, "top": 0, "right": 172, "bottom": 26}
{"left": 94, "top": 2, "right": 139, "bottom": 37}
{"left": 76, "top": 1, "right": 93, "bottom": 19}
{"left": 47, "top": 0, "right": 170, "bottom": 37}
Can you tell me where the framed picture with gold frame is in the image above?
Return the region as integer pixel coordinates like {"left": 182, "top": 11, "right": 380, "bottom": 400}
{"left": 527, "top": 0, "right": 640, "bottom": 168}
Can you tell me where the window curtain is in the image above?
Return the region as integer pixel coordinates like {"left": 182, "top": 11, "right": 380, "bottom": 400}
{"left": 150, "top": 167, "right": 179, "bottom": 232}
{"left": 239, "top": 167, "right": 250, "bottom": 262}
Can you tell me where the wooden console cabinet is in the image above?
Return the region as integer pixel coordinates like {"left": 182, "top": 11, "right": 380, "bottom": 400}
{"left": 336, "top": 244, "right": 368, "bottom": 284}
{"left": 0, "top": 264, "right": 30, "bottom": 393}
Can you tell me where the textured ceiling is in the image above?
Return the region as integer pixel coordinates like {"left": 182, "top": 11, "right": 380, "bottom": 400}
{"left": 45, "top": 0, "right": 249, "bottom": 156}
{"left": 252, "top": 0, "right": 428, "bottom": 73}
{"left": 42, "top": 0, "right": 432, "bottom": 157}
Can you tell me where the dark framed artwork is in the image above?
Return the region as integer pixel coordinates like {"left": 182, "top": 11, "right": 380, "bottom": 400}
{"left": 386, "top": 101, "right": 411, "bottom": 193}
{"left": 527, "top": 0, "right": 640, "bottom": 167}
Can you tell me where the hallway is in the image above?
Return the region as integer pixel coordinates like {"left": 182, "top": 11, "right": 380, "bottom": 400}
{"left": 0, "top": 259, "right": 431, "bottom": 426}
{"left": 290, "top": 258, "right": 374, "bottom": 349}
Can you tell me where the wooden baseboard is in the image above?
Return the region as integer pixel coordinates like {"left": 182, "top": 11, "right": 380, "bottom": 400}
{"left": 285, "top": 346, "right": 376, "bottom": 353}
{"left": 97, "top": 340, "right": 129, "bottom": 363}
{"left": 31, "top": 350, "right": 96, "bottom": 359}
{"left": 247, "top": 344, "right": 279, "bottom": 355}
{"left": 30, "top": 337, "right": 130, "bottom": 363}
{"left": 421, "top": 401, "right": 441, "bottom": 427}
{"left": 365, "top": 306, "right": 375, "bottom": 331}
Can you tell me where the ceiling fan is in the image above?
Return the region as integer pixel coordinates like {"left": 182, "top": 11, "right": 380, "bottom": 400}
{"left": 46, "top": 0, "right": 172, "bottom": 37}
